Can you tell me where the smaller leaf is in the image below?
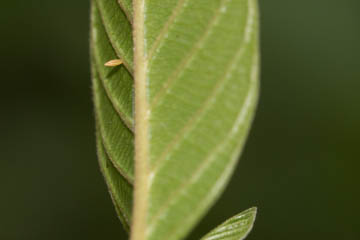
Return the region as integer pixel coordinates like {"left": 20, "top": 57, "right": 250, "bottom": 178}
{"left": 201, "top": 207, "right": 257, "bottom": 240}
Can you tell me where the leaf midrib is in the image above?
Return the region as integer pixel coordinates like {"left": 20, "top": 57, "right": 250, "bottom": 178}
{"left": 131, "top": 1, "right": 150, "bottom": 240}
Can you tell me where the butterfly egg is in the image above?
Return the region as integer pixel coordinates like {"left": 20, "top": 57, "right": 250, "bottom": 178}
{"left": 104, "top": 59, "right": 123, "bottom": 67}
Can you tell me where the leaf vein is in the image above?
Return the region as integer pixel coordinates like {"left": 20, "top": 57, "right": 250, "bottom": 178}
{"left": 149, "top": 0, "right": 232, "bottom": 109}
{"left": 146, "top": 0, "right": 188, "bottom": 60}
{"left": 96, "top": 128, "right": 132, "bottom": 228}
{"left": 93, "top": 67, "right": 134, "bottom": 183}
{"left": 147, "top": 54, "right": 258, "bottom": 237}
{"left": 99, "top": 130, "right": 134, "bottom": 185}
{"left": 117, "top": 0, "right": 133, "bottom": 25}
{"left": 95, "top": 0, "right": 134, "bottom": 75}
{"left": 93, "top": 57, "right": 134, "bottom": 132}
{"left": 150, "top": 0, "right": 254, "bottom": 173}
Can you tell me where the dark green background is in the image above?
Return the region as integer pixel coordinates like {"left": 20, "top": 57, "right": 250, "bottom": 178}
{"left": 2, "top": 0, "right": 359, "bottom": 239}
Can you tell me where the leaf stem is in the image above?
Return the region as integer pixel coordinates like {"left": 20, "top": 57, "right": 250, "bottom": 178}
{"left": 131, "top": 1, "right": 149, "bottom": 240}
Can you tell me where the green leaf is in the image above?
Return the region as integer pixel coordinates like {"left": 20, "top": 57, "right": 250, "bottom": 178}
{"left": 90, "top": 0, "right": 135, "bottom": 231}
{"left": 94, "top": 123, "right": 133, "bottom": 232}
{"left": 91, "top": 0, "right": 259, "bottom": 239}
{"left": 131, "top": 0, "right": 259, "bottom": 239}
{"left": 200, "top": 208, "right": 257, "bottom": 240}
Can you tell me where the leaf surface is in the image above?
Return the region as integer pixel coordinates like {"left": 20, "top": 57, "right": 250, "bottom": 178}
{"left": 90, "top": 0, "right": 135, "bottom": 230}
{"left": 201, "top": 208, "right": 257, "bottom": 240}
{"left": 91, "top": 0, "right": 259, "bottom": 239}
{"left": 131, "top": 0, "right": 260, "bottom": 240}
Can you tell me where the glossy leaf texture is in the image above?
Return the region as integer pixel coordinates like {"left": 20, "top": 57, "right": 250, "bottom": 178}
{"left": 201, "top": 208, "right": 257, "bottom": 240}
{"left": 91, "top": 0, "right": 260, "bottom": 239}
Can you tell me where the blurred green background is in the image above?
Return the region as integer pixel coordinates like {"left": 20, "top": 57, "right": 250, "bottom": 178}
{"left": 2, "top": 0, "right": 359, "bottom": 239}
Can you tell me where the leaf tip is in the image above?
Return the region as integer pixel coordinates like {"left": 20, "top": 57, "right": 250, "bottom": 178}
{"left": 243, "top": 206, "right": 258, "bottom": 225}
{"left": 247, "top": 206, "right": 258, "bottom": 215}
{"left": 201, "top": 207, "right": 258, "bottom": 240}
